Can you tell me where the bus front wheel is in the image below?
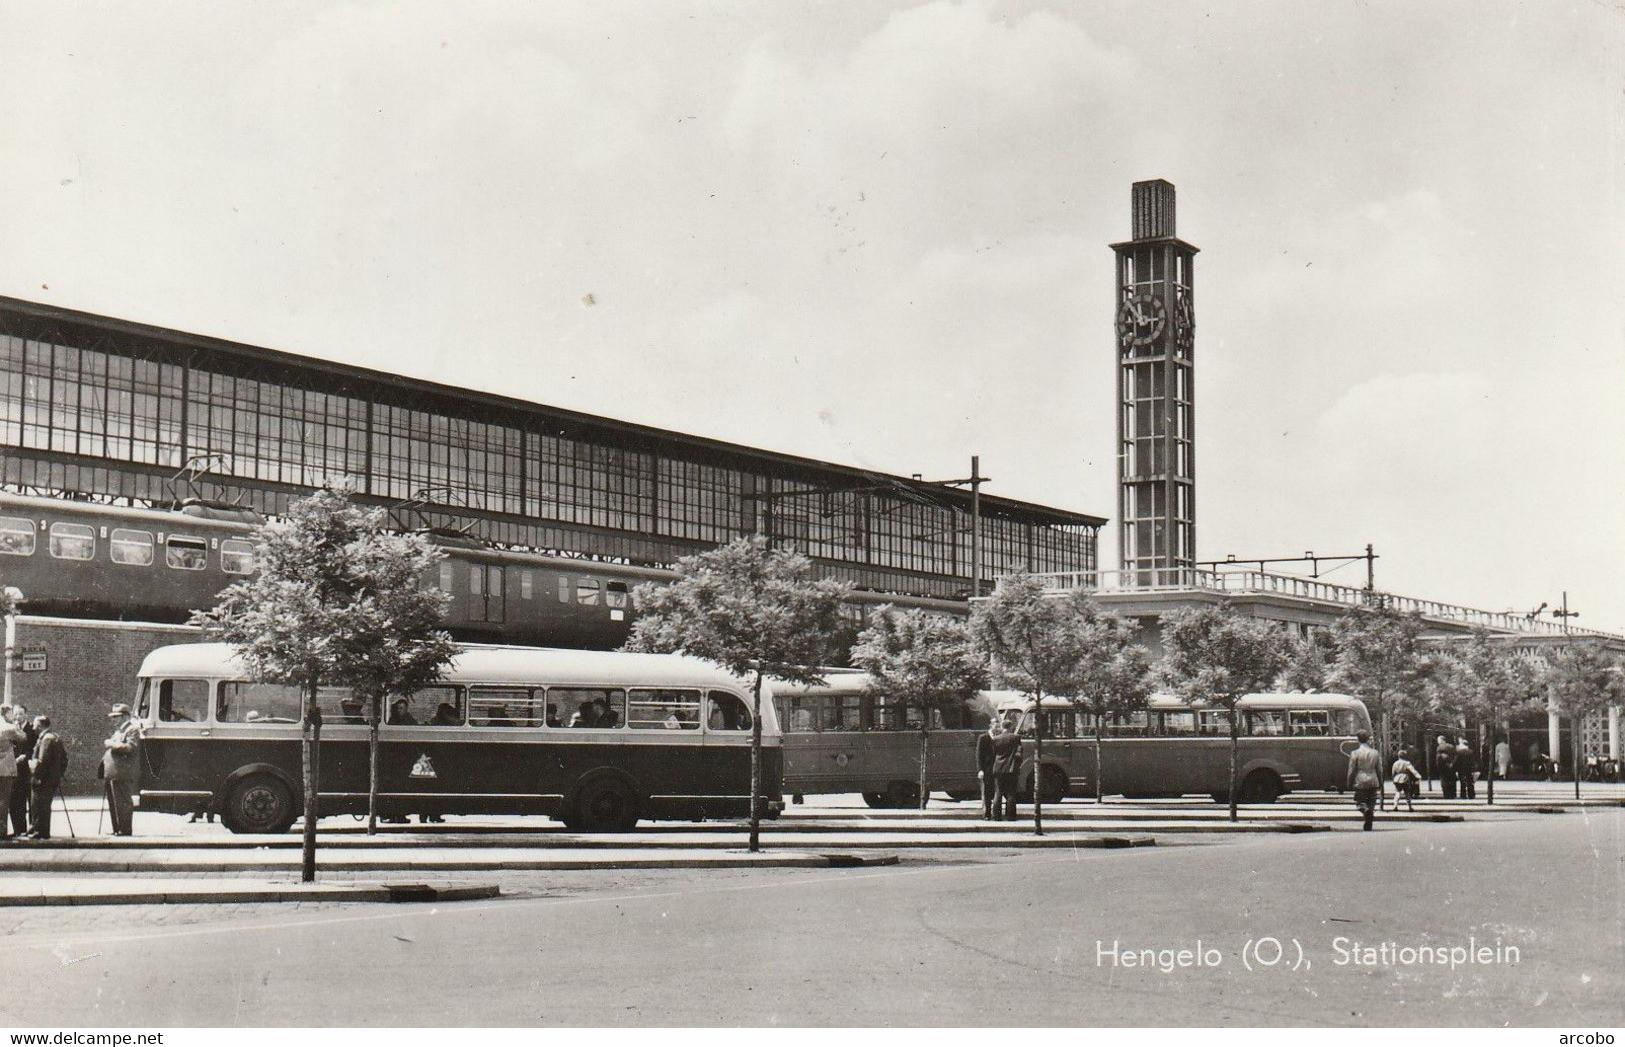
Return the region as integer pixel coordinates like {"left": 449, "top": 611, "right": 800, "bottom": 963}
{"left": 572, "top": 776, "right": 641, "bottom": 831}
{"left": 883, "top": 781, "right": 920, "bottom": 809}
{"left": 221, "top": 775, "right": 296, "bottom": 835}
{"left": 861, "top": 792, "right": 889, "bottom": 809}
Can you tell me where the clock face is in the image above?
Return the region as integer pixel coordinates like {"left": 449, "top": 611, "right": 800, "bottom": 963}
{"left": 1173, "top": 288, "right": 1194, "bottom": 351}
{"left": 1117, "top": 289, "right": 1166, "bottom": 348}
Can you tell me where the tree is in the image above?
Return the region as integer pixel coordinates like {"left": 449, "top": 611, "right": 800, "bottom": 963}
{"left": 969, "top": 571, "right": 1098, "bottom": 836}
{"left": 1058, "top": 603, "right": 1153, "bottom": 804}
{"left": 191, "top": 484, "right": 456, "bottom": 879}
{"left": 1158, "top": 603, "right": 1289, "bottom": 822}
{"left": 623, "top": 535, "right": 848, "bottom": 851}
{"left": 1440, "top": 630, "right": 1542, "bottom": 804}
{"left": 851, "top": 606, "right": 987, "bottom": 810}
{"left": 1543, "top": 643, "right": 1625, "bottom": 801}
{"left": 1279, "top": 628, "right": 1336, "bottom": 693}
{"left": 1328, "top": 607, "right": 1430, "bottom": 749}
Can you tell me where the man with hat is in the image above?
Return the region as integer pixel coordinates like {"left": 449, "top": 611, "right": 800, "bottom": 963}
{"left": 101, "top": 702, "right": 141, "bottom": 836}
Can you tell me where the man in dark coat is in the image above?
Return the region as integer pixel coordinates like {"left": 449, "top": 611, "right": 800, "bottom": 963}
{"left": 990, "top": 713, "right": 1023, "bottom": 822}
{"left": 976, "top": 720, "right": 998, "bottom": 820}
{"left": 8, "top": 704, "right": 36, "bottom": 836}
{"left": 1434, "top": 735, "right": 1457, "bottom": 800}
{"left": 1455, "top": 737, "right": 1478, "bottom": 800}
{"left": 27, "top": 715, "right": 66, "bottom": 839}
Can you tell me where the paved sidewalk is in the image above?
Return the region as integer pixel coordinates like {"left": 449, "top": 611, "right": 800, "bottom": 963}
{"left": 0, "top": 876, "right": 501, "bottom": 906}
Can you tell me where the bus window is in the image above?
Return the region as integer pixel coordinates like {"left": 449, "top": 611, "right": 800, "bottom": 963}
{"left": 820, "top": 694, "right": 860, "bottom": 731}
{"left": 1248, "top": 710, "right": 1288, "bottom": 736}
{"left": 220, "top": 538, "right": 255, "bottom": 575}
{"left": 157, "top": 679, "right": 210, "bottom": 722}
{"left": 0, "top": 517, "right": 35, "bottom": 556}
{"left": 165, "top": 535, "right": 208, "bottom": 570}
{"left": 136, "top": 679, "right": 150, "bottom": 719}
{"left": 110, "top": 528, "right": 155, "bottom": 566}
{"left": 49, "top": 521, "right": 95, "bottom": 560}
{"left": 1287, "top": 710, "right": 1332, "bottom": 736}
{"left": 873, "top": 700, "right": 911, "bottom": 731}
{"left": 412, "top": 686, "right": 463, "bottom": 726}
{"left": 469, "top": 687, "right": 543, "bottom": 727}
{"left": 217, "top": 681, "right": 303, "bottom": 724}
{"left": 551, "top": 687, "right": 625, "bottom": 729}
{"left": 1045, "top": 710, "right": 1080, "bottom": 738}
{"left": 1196, "top": 710, "right": 1231, "bottom": 736}
{"left": 783, "top": 696, "right": 816, "bottom": 732}
{"left": 1161, "top": 710, "right": 1198, "bottom": 736}
{"left": 1335, "top": 708, "right": 1369, "bottom": 736}
{"left": 628, "top": 688, "right": 701, "bottom": 730}
{"left": 708, "top": 692, "right": 752, "bottom": 731}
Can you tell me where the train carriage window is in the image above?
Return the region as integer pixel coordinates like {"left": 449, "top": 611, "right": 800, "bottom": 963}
{"left": 576, "top": 578, "right": 600, "bottom": 605}
{"left": 220, "top": 538, "right": 254, "bottom": 575}
{"left": 557, "top": 576, "right": 570, "bottom": 603}
{"left": 520, "top": 570, "right": 533, "bottom": 600}
{"left": 157, "top": 679, "right": 210, "bottom": 722}
{"left": 707, "top": 691, "right": 753, "bottom": 732}
{"left": 439, "top": 563, "right": 455, "bottom": 592}
{"left": 48, "top": 522, "right": 95, "bottom": 560}
{"left": 1288, "top": 709, "right": 1332, "bottom": 737}
{"left": 165, "top": 535, "right": 208, "bottom": 570}
{"left": 605, "top": 581, "right": 628, "bottom": 609}
{"left": 110, "top": 528, "right": 155, "bottom": 566}
{"left": 470, "top": 565, "right": 483, "bottom": 596}
{"left": 627, "top": 688, "right": 701, "bottom": 730}
{"left": 0, "top": 517, "right": 35, "bottom": 556}
{"left": 1248, "top": 710, "right": 1288, "bottom": 736}
{"left": 468, "top": 687, "right": 543, "bottom": 728}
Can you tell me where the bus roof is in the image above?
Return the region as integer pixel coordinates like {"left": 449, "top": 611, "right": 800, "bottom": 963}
{"left": 137, "top": 642, "right": 756, "bottom": 693}
{"left": 995, "top": 692, "right": 1369, "bottom": 712}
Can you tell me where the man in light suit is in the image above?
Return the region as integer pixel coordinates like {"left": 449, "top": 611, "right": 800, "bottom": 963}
{"left": 101, "top": 703, "right": 141, "bottom": 836}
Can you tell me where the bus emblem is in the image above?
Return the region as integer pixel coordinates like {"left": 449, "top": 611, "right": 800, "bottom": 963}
{"left": 410, "top": 754, "right": 437, "bottom": 779}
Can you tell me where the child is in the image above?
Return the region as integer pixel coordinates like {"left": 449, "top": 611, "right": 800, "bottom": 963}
{"left": 1388, "top": 748, "right": 1420, "bottom": 812}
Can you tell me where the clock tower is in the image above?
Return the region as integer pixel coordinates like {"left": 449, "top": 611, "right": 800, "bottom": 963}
{"left": 1112, "top": 180, "right": 1198, "bottom": 583}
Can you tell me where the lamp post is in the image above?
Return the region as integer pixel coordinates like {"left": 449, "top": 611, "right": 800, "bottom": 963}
{"left": 2, "top": 586, "right": 23, "bottom": 708}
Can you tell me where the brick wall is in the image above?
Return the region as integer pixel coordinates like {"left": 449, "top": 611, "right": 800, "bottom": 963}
{"left": 6, "top": 616, "right": 202, "bottom": 795}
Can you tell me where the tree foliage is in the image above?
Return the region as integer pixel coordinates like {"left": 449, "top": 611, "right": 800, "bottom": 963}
{"left": 851, "top": 605, "right": 987, "bottom": 809}
{"left": 191, "top": 484, "right": 456, "bottom": 873}
{"left": 969, "top": 571, "right": 1106, "bottom": 834}
{"left": 624, "top": 534, "right": 849, "bottom": 849}
{"left": 1158, "top": 602, "right": 1289, "bottom": 821}
{"left": 1327, "top": 607, "right": 1430, "bottom": 733}
{"left": 1543, "top": 643, "right": 1625, "bottom": 799}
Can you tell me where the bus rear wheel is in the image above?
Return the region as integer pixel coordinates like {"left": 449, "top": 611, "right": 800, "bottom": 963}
{"left": 861, "top": 792, "right": 889, "bottom": 809}
{"left": 572, "top": 776, "right": 641, "bottom": 831}
{"left": 221, "top": 775, "right": 296, "bottom": 835}
{"left": 883, "top": 781, "right": 920, "bottom": 809}
{"left": 1238, "top": 770, "right": 1283, "bottom": 804}
{"left": 1023, "top": 766, "right": 1067, "bottom": 805}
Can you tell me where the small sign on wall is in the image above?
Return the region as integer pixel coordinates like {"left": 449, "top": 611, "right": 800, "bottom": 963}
{"left": 18, "top": 648, "right": 45, "bottom": 672}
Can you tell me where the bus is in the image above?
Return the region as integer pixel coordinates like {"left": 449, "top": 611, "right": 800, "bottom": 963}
{"left": 773, "top": 672, "right": 995, "bottom": 807}
{"left": 1000, "top": 692, "right": 1371, "bottom": 804}
{"left": 133, "top": 643, "right": 783, "bottom": 833}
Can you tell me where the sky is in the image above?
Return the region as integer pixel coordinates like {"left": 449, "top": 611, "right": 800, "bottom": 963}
{"left": 1, "top": 1, "right": 1621, "bottom": 631}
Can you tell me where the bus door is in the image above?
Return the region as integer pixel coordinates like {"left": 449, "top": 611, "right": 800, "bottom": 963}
{"left": 136, "top": 677, "right": 216, "bottom": 796}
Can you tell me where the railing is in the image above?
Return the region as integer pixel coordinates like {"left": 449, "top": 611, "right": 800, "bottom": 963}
{"left": 1031, "top": 568, "right": 1622, "bottom": 640}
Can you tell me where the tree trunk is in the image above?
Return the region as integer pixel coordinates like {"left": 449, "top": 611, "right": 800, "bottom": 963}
{"left": 1228, "top": 715, "right": 1239, "bottom": 824}
{"left": 301, "top": 679, "right": 320, "bottom": 883}
{"left": 918, "top": 726, "right": 930, "bottom": 812}
{"left": 1573, "top": 715, "right": 1582, "bottom": 801}
{"left": 749, "top": 671, "right": 763, "bottom": 853}
{"left": 1094, "top": 722, "right": 1105, "bottom": 805}
{"left": 1032, "top": 687, "right": 1044, "bottom": 837}
{"left": 366, "top": 695, "right": 380, "bottom": 834}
